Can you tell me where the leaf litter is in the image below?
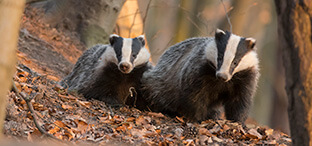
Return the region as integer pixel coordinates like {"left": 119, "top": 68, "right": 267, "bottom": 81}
{"left": 4, "top": 5, "right": 292, "bottom": 146}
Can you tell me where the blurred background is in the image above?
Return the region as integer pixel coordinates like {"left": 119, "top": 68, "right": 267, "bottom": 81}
{"left": 117, "top": 0, "right": 288, "bottom": 134}
{"left": 26, "top": 0, "right": 289, "bottom": 134}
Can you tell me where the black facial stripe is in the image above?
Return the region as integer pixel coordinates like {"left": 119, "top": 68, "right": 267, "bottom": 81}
{"left": 130, "top": 38, "right": 142, "bottom": 63}
{"left": 229, "top": 38, "right": 251, "bottom": 74}
{"left": 215, "top": 31, "right": 231, "bottom": 70}
{"left": 112, "top": 37, "right": 123, "bottom": 62}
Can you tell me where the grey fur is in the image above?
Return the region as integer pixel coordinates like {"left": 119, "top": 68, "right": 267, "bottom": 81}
{"left": 142, "top": 36, "right": 259, "bottom": 123}
{"left": 60, "top": 44, "right": 151, "bottom": 109}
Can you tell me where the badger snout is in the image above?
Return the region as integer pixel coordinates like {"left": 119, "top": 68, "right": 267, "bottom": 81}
{"left": 216, "top": 72, "right": 230, "bottom": 82}
{"left": 118, "top": 62, "right": 133, "bottom": 74}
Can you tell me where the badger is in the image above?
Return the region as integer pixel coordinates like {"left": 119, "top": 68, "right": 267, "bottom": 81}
{"left": 142, "top": 29, "right": 259, "bottom": 123}
{"left": 60, "top": 34, "right": 151, "bottom": 109}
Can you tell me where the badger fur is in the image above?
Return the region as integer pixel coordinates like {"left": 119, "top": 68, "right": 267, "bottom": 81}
{"left": 142, "top": 29, "right": 259, "bottom": 123}
{"left": 60, "top": 34, "right": 151, "bottom": 109}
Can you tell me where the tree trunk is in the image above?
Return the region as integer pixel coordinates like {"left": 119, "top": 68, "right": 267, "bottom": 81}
{"left": 0, "top": 0, "right": 25, "bottom": 137}
{"left": 31, "top": 0, "right": 126, "bottom": 47}
{"left": 275, "top": 0, "right": 312, "bottom": 145}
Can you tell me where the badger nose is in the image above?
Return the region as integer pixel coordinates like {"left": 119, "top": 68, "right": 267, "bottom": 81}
{"left": 119, "top": 62, "right": 131, "bottom": 73}
{"left": 216, "top": 72, "right": 229, "bottom": 82}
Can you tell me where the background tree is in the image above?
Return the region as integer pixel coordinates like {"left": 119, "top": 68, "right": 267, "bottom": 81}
{"left": 0, "top": 0, "right": 25, "bottom": 137}
{"left": 275, "top": 0, "right": 312, "bottom": 145}
{"left": 29, "top": 0, "right": 126, "bottom": 47}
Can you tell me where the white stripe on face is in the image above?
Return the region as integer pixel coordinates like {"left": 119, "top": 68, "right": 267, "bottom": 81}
{"left": 120, "top": 38, "right": 133, "bottom": 65}
{"left": 216, "top": 34, "right": 241, "bottom": 79}
{"left": 233, "top": 50, "right": 259, "bottom": 74}
{"left": 134, "top": 47, "right": 150, "bottom": 67}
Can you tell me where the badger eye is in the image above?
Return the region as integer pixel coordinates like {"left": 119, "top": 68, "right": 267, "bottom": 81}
{"left": 233, "top": 62, "right": 238, "bottom": 65}
{"left": 132, "top": 54, "right": 137, "bottom": 58}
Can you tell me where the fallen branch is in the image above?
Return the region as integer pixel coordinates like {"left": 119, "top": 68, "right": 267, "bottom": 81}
{"left": 12, "top": 81, "right": 64, "bottom": 143}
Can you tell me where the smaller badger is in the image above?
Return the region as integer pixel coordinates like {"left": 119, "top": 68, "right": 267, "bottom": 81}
{"left": 142, "top": 29, "right": 259, "bottom": 123}
{"left": 60, "top": 34, "right": 151, "bottom": 109}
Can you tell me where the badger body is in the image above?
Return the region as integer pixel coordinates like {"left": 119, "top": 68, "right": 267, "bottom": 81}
{"left": 60, "top": 35, "right": 151, "bottom": 109}
{"left": 142, "top": 29, "right": 259, "bottom": 123}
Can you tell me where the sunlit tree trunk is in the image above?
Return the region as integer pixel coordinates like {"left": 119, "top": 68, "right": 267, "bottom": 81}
{"left": 275, "top": 0, "right": 312, "bottom": 145}
{"left": 0, "top": 0, "right": 25, "bottom": 137}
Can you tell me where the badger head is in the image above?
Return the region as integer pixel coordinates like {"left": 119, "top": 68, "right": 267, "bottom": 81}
{"left": 109, "top": 34, "right": 150, "bottom": 74}
{"left": 214, "top": 29, "right": 258, "bottom": 82}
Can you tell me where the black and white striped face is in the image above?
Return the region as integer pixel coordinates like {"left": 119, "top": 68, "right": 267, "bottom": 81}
{"left": 214, "top": 29, "right": 258, "bottom": 82}
{"left": 109, "top": 34, "right": 150, "bottom": 74}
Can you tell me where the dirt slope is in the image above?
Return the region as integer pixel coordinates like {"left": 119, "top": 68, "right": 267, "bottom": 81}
{"left": 4, "top": 6, "right": 291, "bottom": 145}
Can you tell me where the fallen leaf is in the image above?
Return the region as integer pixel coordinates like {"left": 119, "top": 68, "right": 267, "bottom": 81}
{"left": 78, "top": 100, "right": 91, "bottom": 108}
{"left": 265, "top": 129, "right": 274, "bottom": 136}
{"left": 62, "top": 104, "right": 73, "bottom": 110}
{"left": 199, "top": 128, "right": 212, "bottom": 136}
{"left": 48, "top": 126, "right": 60, "bottom": 134}
{"left": 176, "top": 116, "right": 185, "bottom": 123}
{"left": 54, "top": 120, "right": 67, "bottom": 128}
{"left": 147, "top": 112, "right": 165, "bottom": 118}
{"left": 126, "top": 117, "right": 135, "bottom": 122}
{"left": 77, "top": 120, "right": 88, "bottom": 133}
{"left": 212, "top": 136, "right": 223, "bottom": 143}
{"left": 247, "top": 129, "right": 262, "bottom": 139}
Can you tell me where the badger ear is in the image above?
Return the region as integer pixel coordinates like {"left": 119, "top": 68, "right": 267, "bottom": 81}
{"left": 137, "top": 35, "right": 145, "bottom": 46}
{"left": 245, "top": 38, "right": 256, "bottom": 50}
{"left": 215, "top": 29, "right": 226, "bottom": 40}
{"left": 109, "top": 34, "right": 119, "bottom": 46}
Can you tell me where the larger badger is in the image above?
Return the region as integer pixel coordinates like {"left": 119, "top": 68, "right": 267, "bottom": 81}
{"left": 60, "top": 34, "right": 151, "bottom": 109}
{"left": 142, "top": 29, "right": 259, "bottom": 123}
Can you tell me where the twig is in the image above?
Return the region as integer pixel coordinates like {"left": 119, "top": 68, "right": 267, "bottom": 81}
{"left": 22, "top": 93, "right": 63, "bottom": 142}
{"left": 142, "top": 0, "right": 152, "bottom": 34}
{"left": 12, "top": 80, "right": 64, "bottom": 143}
{"left": 128, "top": 9, "right": 139, "bottom": 38}
{"left": 220, "top": 0, "right": 232, "bottom": 32}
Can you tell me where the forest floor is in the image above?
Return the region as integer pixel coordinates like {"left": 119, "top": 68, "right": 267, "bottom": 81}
{"left": 4, "top": 6, "right": 291, "bottom": 146}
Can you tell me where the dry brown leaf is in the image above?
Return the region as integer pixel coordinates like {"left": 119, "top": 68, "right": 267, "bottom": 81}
{"left": 199, "top": 135, "right": 209, "bottom": 145}
{"left": 144, "top": 131, "right": 158, "bottom": 137}
{"left": 209, "top": 124, "right": 221, "bottom": 134}
{"left": 176, "top": 116, "right": 185, "bottom": 123}
{"left": 116, "top": 126, "right": 127, "bottom": 132}
{"left": 77, "top": 120, "right": 88, "bottom": 133}
{"left": 48, "top": 126, "right": 60, "bottom": 134}
{"left": 156, "top": 129, "right": 161, "bottom": 134}
{"left": 247, "top": 129, "right": 262, "bottom": 139}
{"left": 14, "top": 81, "right": 22, "bottom": 92}
{"left": 27, "top": 129, "right": 42, "bottom": 142}
{"left": 126, "top": 117, "right": 135, "bottom": 122}
{"left": 265, "top": 129, "right": 274, "bottom": 136}
{"left": 212, "top": 136, "right": 223, "bottom": 143}
{"left": 222, "top": 124, "right": 230, "bottom": 131}
{"left": 64, "top": 127, "right": 75, "bottom": 140}
{"left": 54, "top": 132, "right": 63, "bottom": 140}
{"left": 54, "top": 120, "right": 67, "bottom": 128}
{"left": 17, "top": 71, "right": 29, "bottom": 78}
{"left": 62, "top": 104, "right": 73, "bottom": 110}
{"left": 199, "top": 128, "right": 212, "bottom": 136}
{"left": 78, "top": 100, "right": 91, "bottom": 108}
{"left": 22, "top": 86, "right": 32, "bottom": 94}
{"left": 136, "top": 116, "right": 149, "bottom": 126}
{"left": 47, "top": 75, "right": 59, "bottom": 81}
{"left": 147, "top": 112, "right": 165, "bottom": 118}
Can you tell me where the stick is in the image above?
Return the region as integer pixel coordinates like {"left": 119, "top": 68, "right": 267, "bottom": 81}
{"left": 220, "top": 0, "right": 232, "bottom": 32}
{"left": 12, "top": 80, "right": 64, "bottom": 143}
{"left": 128, "top": 9, "right": 139, "bottom": 38}
{"left": 142, "top": 0, "right": 152, "bottom": 33}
